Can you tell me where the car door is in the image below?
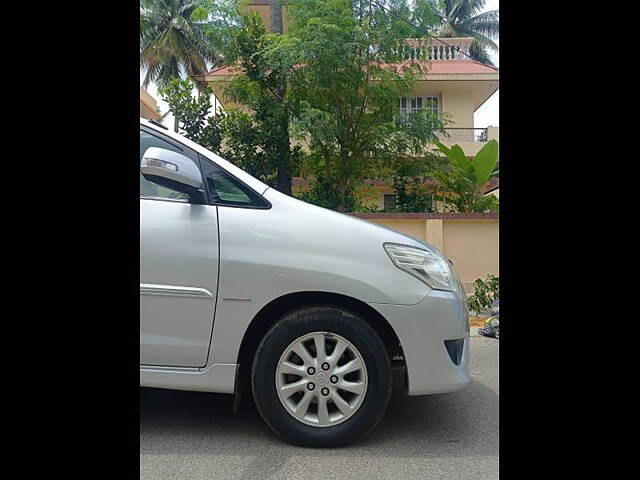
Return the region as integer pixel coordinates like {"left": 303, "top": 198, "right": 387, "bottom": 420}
{"left": 139, "top": 127, "right": 219, "bottom": 368}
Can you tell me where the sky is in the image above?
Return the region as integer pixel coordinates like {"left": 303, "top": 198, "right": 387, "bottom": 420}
{"left": 141, "top": 0, "right": 499, "bottom": 128}
{"left": 473, "top": 0, "right": 499, "bottom": 128}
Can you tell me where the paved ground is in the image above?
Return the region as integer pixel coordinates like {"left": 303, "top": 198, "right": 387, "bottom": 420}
{"left": 140, "top": 337, "right": 499, "bottom": 480}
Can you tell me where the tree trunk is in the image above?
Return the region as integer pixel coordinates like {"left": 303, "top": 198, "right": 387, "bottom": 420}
{"left": 269, "top": 0, "right": 283, "bottom": 34}
{"left": 174, "top": 115, "right": 179, "bottom": 133}
{"left": 269, "top": 0, "right": 292, "bottom": 196}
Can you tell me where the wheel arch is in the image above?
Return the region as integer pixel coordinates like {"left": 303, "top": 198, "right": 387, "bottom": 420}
{"left": 236, "top": 291, "right": 403, "bottom": 393}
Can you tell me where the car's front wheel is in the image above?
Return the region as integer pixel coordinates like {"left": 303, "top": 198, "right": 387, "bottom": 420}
{"left": 251, "top": 306, "right": 392, "bottom": 447}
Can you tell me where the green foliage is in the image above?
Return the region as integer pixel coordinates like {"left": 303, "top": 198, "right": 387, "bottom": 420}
{"left": 297, "top": 179, "right": 360, "bottom": 212}
{"left": 192, "top": 0, "right": 245, "bottom": 61}
{"left": 352, "top": 203, "right": 382, "bottom": 213}
{"left": 433, "top": 0, "right": 499, "bottom": 66}
{"left": 218, "top": 11, "right": 300, "bottom": 194}
{"left": 262, "top": 0, "right": 446, "bottom": 211}
{"left": 374, "top": 0, "right": 440, "bottom": 37}
{"left": 158, "top": 76, "right": 302, "bottom": 188}
{"left": 158, "top": 78, "right": 222, "bottom": 152}
{"left": 468, "top": 274, "right": 499, "bottom": 314}
{"left": 145, "top": 0, "right": 498, "bottom": 214}
{"left": 219, "top": 110, "right": 304, "bottom": 187}
{"left": 140, "top": 0, "right": 219, "bottom": 88}
{"left": 433, "top": 139, "right": 499, "bottom": 213}
{"left": 436, "top": 140, "right": 499, "bottom": 187}
{"left": 387, "top": 156, "right": 439, "bottom": 212}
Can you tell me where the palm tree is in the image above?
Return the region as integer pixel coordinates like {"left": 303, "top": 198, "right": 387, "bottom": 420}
{"left": 434, "top": 0, "right": 499, "bottom": 66}
{"left": 140, "top": 0, "right": 218, "bottom": 89}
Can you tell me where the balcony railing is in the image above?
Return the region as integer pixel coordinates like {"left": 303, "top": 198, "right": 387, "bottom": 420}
{"left": 439, "top": 128, "right": 488, "bottom": 143}
{"left": 399, "top": 37, "right": 473, "bottom": 61}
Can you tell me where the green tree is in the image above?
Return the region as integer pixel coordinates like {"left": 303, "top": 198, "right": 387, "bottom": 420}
{"left": 267, "top": 0, "right": 447, "bottom": 211}
{"left": 219, "top": 109, "right": 304, "bottom": 187}
{"left": 191, "top": 0, "right": 246, "bottom": 61}
{"left": 158, "top": 78, "right": 223, "bottom": 152}
{"left": 385, "top": 0, "right": 441, "bottom": 37}
{"left": 433, "top": 139, "right": 499, "bottom": 212}
{"left": 389, "top": 156, "right": 439, "bottom": 212}
{"left": 434, "top": 0, "right": 499, "bottom": 65}
{"left": 222, "top": 12, "right": 301, "bottom": 195}
{"left": 140, "top": 0, "right": 219, "bottom": 89}
{"left": 157, "top": 77, "right": 299, "bottom": 187}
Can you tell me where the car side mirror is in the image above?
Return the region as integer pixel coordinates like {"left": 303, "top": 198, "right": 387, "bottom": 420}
{"left": 141, "top": 147, "right": 205, "bottom": 203}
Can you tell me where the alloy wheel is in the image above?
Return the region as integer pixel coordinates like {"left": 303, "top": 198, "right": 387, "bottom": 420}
{"left": 275, "top": 331, "right": 368, "bottom": 427}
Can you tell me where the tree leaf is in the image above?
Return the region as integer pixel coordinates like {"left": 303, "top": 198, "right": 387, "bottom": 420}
{"left": 450, "top": 144, "right": 475, "bottom": 181}
{"left": 472, "top": 139, "right": 499, "bottom": 187}
{"left": 435, "top": 141, "right": 452, "bottom": 157}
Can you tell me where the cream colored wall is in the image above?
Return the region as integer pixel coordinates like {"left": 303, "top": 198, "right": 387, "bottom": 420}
{"left": 443, "top": 220, "right": 499, "bottom": 292}
{"left": 409, "top": 81, "right": 474, "bottom": 128}
{"left": 409, "top": 81, "right": 488, "bottom": 155}
{"left": 442, "top": 88, "right": 475, "bottom": 128}
{"left": 207, "top": 80, "right": 247, "bottom": 113}
{"left": 367, "top": 219, "right": 428, "bottom": 241}
{"left": 244, "top": 4, "right": 291, "bottom": 32}
{"left": 140, "top": 88, "right": 161, "bottom": 120}
{"left": 487, "top": 126, "right": 499, "bottom": 141}
{"left": 359, "top": 217, "right": 499, "bottom": 292}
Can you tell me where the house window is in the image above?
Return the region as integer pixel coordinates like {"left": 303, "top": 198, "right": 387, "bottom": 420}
{"left": 399, "top": 96, "right": 439, "bottom": 117}
{"left": 383, "top": 194, "right": 397, "bottom": 211}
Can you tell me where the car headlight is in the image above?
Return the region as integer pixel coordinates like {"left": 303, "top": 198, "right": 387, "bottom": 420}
{"left": 384, "top": 242, "right": 460, "bottom": 292}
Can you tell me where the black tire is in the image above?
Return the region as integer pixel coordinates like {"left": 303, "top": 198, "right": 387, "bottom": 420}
{"left": 251, "top": 305, "right": 392, "bottom": 447}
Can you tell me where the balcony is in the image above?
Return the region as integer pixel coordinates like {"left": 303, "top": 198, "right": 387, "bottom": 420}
{"left": 435, "top": 127, "right": 499, "bottom": 155}
{"left": 440, "top": 128, "right": 488, "bottom": 143}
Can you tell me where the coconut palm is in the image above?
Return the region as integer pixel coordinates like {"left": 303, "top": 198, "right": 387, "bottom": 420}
{"left": 140, "top": 0, "right": 219, "bottom": 89}
{"left": 435, "top": 0, "right": 499, "bottom": 65}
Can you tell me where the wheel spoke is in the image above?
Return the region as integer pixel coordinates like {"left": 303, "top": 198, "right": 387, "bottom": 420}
{"left": 330, "top": 390, "right": 353, "bottom": 416}
{"left": 313, "top": 333, "right": 326, "bottom": 364}
{"left": 291, "top": 343, "right": 314, "bottom": 367}
{"left": 328, "top": 339, "right": 347, "bottom": 365}
{"left": 337, "top": 380, "right": 365, "bottom": 395}
{"left": 279, "top": 361, "right": 307, "bottom": 376}
{"left": 317, "top": 394, "right": 330, "bottom": 425}
{"left": 279, "top": 379, "right": 307, "bottom": 397}
{"left": 293, "top": 391, "right": 314, "bottom": 420}
{"left": 334, "top": 358, "right": 362, "bottom": 376}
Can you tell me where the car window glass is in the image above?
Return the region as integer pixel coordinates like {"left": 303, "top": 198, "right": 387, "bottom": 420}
{"left": 201, "top": 159, "right": 267, "bottom": 207}
{"left": 140, "top": 130, "right": 189, "bottom": 201}
{"left": 206, "top": 171, "right": 253, "bottom": 204}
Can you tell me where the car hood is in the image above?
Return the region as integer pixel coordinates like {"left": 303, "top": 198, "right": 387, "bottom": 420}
{"left": 263, "top": 188, "right": 439, "bottom": 253}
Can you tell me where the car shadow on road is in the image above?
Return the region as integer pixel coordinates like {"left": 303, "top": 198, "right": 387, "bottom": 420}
{"left": 141, "top": 366, "right": 498, "bottom": 479}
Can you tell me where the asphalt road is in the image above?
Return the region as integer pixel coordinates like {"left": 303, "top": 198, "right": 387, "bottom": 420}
{"left": 140, "top": 336, "right": 499, "bottom": 480}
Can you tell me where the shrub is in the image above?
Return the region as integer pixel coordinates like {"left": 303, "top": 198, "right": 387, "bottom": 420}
{"left": 468, "top": 274, "right": 499, "bottom": 315}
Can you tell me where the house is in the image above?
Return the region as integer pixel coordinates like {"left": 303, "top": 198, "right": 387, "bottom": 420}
{"left": 194, "top": 2, "right": 499, "bottom": 211}
{"left": 140, "top": 88, "right": 162, "bottom": 120}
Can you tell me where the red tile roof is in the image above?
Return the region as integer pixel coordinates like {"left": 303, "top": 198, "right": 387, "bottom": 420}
{"left": 389, "top": 59, "right": 498, "bottom": 75}
{"left": 206, "top": 63, "right": 243, "bottom": 76}
{"left": 422, "top": 59, "right": 497, "bottom": 74}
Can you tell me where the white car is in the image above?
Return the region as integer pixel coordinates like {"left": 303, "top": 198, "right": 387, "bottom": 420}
{"left": 139, "top": 118, "right": 470, "bottom": 446}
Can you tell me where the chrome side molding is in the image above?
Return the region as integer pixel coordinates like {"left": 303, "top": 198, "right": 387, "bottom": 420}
{"left": 140, "top": 283, "right": 213, "bottom": 298}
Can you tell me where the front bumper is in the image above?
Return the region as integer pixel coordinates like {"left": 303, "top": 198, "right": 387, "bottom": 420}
{"left": 368, "top": 289, "right": 470, "bottom": 395}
